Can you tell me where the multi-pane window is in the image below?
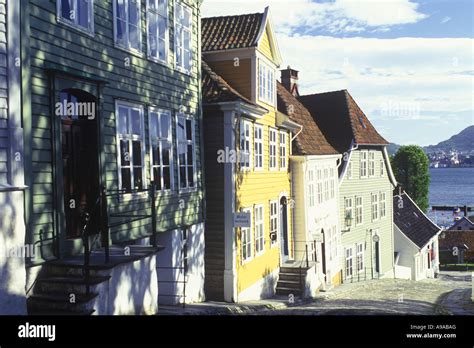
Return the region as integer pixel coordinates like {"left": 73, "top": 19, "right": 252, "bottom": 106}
{"left": 114, "top": 0, "right": 141, "bottom": 51}
{"left": 371, "top": 193, "right": 379, "bottom": 221}
{"left": 241, "top": 209, "right": 252, "bottom": 263}
{"left": 323, "top": 168, "right": 329, "bottom": 201}
{"left": 368, "top": 151, "right": 375, "bottom": 177}
{"left": 308, "top": 169, "right": 315, "bottom": 207}
{"left": 258, "top": 60, "right": 275, "bottom": 105}
{"left": 345, "top": 247, "right": 353, "bottom": 278}
{"left": 360, "top": 151, "right": 368, "bottom": 178}
{"left": 355, "top": 196, "right": 363, "bottom": 226}
{"left": 149, "top": 108, "right": 172, "bottom": 191}
{"left": 116, "top": 102, "right": 145, "bottom": 192}
{"left": 175, "top": 2, "right": 192, "bottom": 72}
{"left": 255, "top": 205, "right": 264, "bottom": 255}
{"left": 254, "top": 125, "right": 263, "bottom": 170}
{"left": 380, "top": 159, "right": 385, "bottom": 176}
{"left": 317, "top": 169, "right": 323, "bottom": 204}
{"left": 57, "top": 0, "right": 94, "bottom": 33}
{"left": 356, "top": 243, "right": 364, "bottom": 272}
{"left": 344, "top": 197, "right": 353, "bottom": 227}
{"left": 380, "top": 192, "right": 387, "bottom": 218}
{"left": 147, "top": 0, "right": 168, "bottom": 62}
{"left": 347, "top": 161, "right": 352, "bottom": 179}
{"left": 177, "top": 115, "right": 196, "bottom": 190}
{"left": 240, "top": 120, "right": 252, "bottom": 170}
{"left": 279, "top": 131, "right": 287, "bottom": 169}
{"left": 269, "top": 128, "right": 277, "bottom": 169}
{"left": 270, "top": 201, "right": 278, "bottom": 246}
{"left": 330, "top": 168, "right": 335, "bottom": 199}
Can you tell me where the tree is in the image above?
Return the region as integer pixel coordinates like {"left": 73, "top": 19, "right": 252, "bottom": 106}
{"left": 391, "top": 145, "right": 430, "bottom": 212}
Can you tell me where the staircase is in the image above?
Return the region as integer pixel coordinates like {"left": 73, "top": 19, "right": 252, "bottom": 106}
{"left": 275, "top": 265, "right": 308, "bottom": 297}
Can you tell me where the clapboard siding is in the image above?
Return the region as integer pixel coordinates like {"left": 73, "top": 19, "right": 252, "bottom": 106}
{"left": 0, "top": 0, "right": 8, "bottom": 183}
{"left": 27, "top": 0, "right": 203, "bottom": 254}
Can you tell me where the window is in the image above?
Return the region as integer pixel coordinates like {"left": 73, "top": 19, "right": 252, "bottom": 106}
{"left": 368, "top": 151, "right": 375, "bottom": 177}
{"left": 308, "top": 169, "right": 315, "bottom": 207}
{"left": 241, "top": 208, "right": 252, "bottom": 263}
{"left": 255, "top": 205, "right": 264, "bottom": 255}
{"left": 149, "top": 108, "right": 173, "bottom": 191}
{"left": 344, "top": 197, "right": 353, "bottom": 227}
{"left": 355, "top": 196, "right": 363, "bottom": 226}
{"left": 360, "top": 151, "right": 368, "bottom": 178}
{"left": 57, "top": 0, "right": 94, "bottom": 33}
{"left": 147, "top": 0, "right": 168, "bottom": 62}
{"left": 380, "top": 159, "right": 385, "bottom": 176}
{"left": 254, "top": 125, "right": 263, "bottom": 170}
{"left": 317, "top": 169, "right": 323, "bottom": 204}
{"left": 330, "top": 168, "right": 335, "bottom": 199}
{"left": 175, "top": 2, "right": 192, "bottom": 72}
{"left": 177, "top": 114, "right": 196, "bottom": 190}
{"left": 371, "top": 193, "right": 379, "bottom": 221}
{"left": 345, "top": 247, "right": 354, "bottom": 278}
{"left": 270, "top": 201, "right": 278, "bottom": 247}
{"left": 279, "top": 131, "right": 287, "bottom": 170}
{"left": 347, "top": 161, "right": 352, "bottom": 179}
{"left": 356, "top": 243, "right": 364, "bottom": 272}
{"left": 258, "top": 60, "right": 275, "bottom": 105}
{"left": 380, "top": 192, "right": 387, "bottom": 218}
{"left": 323, "top": 168, "right": 329, "bottom": 201}
{"left": 114, "top": 0, "right": 142, "bottom": 51}
{"left": 240, "top": 120, "right": 252, "bottom": 170}
{"left": 269, "top": 128, "right": 277, "bottom": 170}
{"left": 116, "top": 102, "right": 146, "bottom": 193}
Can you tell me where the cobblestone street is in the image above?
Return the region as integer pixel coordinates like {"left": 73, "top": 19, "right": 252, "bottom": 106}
{"left": 256, "top": 271, "right": 473, "bottom": 315}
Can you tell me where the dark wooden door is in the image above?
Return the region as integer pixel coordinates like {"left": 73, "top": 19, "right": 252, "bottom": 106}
{"left": 62, "top": 118, "right": 99, "bottom": 239}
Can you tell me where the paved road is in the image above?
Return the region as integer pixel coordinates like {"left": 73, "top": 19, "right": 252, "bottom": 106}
{"left": 254, "top": 271, "right": 473, "bottom": 315}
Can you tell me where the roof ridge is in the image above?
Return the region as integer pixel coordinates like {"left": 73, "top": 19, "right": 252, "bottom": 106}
{"left": 342, "top": 90, "right": 357, "bottom": 145}
{"left": 202, "top": 12, "right": 263, "bottom": 20}
{"left": 396, "top": 192, "right": 442, "bottom": 231}
{"left": 299, "top": 89, "right": 348, "bottom": 99}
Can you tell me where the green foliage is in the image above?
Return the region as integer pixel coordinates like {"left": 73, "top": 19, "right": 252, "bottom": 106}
{"left": 391, "top": 145, "right": 430, "bottom": 212}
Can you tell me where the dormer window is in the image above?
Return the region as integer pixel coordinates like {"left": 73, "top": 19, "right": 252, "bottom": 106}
{"left": 258, "top": 60, "right": 275, "bottom": 105}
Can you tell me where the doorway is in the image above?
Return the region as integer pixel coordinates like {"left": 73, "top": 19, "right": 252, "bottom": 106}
{"left": 280, "top": 196, "right": 289, "bottom": 262}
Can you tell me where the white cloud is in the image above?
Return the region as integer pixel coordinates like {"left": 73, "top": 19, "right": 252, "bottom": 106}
{"left": 440, "top": 16, "right": 452, "bottom": 24}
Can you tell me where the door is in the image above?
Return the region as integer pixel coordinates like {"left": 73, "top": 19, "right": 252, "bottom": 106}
{"left": 280, "top": 196, "right": 289, "bottom": 261}
{"left": 374, "top": 240, "right": 380, "bottom": 275}
{"left": 60, "top": 89, "right": 99, "bottom": 239}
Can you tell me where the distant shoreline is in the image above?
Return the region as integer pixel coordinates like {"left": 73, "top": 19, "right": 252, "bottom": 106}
{"left": 429, "top": 166, "right": 474, "bottom": 169}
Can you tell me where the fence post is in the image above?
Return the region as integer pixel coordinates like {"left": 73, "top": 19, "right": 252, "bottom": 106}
{"left": 101, "top": 186, "right": 109, "bottom": 263}
{"left": 150, "top": 181, "right": 157, "bottom": 247}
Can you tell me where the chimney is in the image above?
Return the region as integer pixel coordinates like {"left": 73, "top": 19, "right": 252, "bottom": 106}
{"left": 281, "top": 66, "right": 299, "bottom": 97}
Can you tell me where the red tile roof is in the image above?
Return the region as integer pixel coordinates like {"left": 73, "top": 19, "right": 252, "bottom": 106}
{"left": 277, "top": 82, "right": 338, "bottom": 156}
{"left": 202, "top": 13, "right": 264, "bottom": 52}
{"left": 299, "top": 90, "right": 389, "bottom": 154}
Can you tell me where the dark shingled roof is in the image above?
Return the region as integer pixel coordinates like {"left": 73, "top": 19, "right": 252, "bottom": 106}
{"left": 202, "top": 60, "right": 260, "bottom": 108}
{"left": 394, "top": 193, "right": 441, "bottom": 249}
{"left": 298, "top": 90, "right": 389, "bottom": 154}
{"left": 202, "top": 13, "right": 264, "bottom": 52}
{"left": 277, "top": 82, "right": 338, "bottom": 156}
{"left": 439, "top": 230, "right": 474, "bottom": 250}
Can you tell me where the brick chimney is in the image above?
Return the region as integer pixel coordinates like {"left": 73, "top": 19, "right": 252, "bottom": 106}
{"left": 281, "top": 66, "right": 299, "bottom": 97}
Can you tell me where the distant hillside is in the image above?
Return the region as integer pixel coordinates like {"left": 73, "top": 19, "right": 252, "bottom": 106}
{"left": 387, "top": 143, "right": 401, "bottom": 156}
{"left": 424, "top": 126, "right": 474, "bottom": 153}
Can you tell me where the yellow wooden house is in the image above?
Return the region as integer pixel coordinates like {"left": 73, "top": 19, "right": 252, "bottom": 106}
{"left": 202, "top": 7, "right": 300, "bottom": 302}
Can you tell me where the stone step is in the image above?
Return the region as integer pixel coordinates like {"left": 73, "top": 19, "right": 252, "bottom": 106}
{"left": 28, "top": 292, "right": 98, "bottom": 314}
{"left": 36, "top": 276, "right": 110, "bottom": 295}
{"left": 280, "top": 266, "right": 308, "bottom": 274}
{"left": 275, "top": 287, "right": 302, "bottom": 296}
{"left": 278, "top": 273, "right": 302, "bottom": 282}
{"left": 276, "top": 280, "right": 301, "bottom": 290}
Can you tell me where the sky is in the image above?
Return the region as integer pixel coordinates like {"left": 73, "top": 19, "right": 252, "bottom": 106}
{"left": 201, "top": 0, "right": 474, "bottom": 146}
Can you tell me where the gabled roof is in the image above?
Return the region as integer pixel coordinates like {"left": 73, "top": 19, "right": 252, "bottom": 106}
{"left": 276, "top": 82, "right": 338, "bottom": 156}
{"left": 448, "top": 216, "right": 474, "bottom": 230}
{"left": 394, "top": 192, "right": 442, "bottom": 249}
{"left": 440, "top": 230, "right": 474, "bottom": 250}
{"left": 298, "top": 90, "right": 389, "bottom": 154}
{"left": 202, "top": 12, "right": 264, "bottom": 52}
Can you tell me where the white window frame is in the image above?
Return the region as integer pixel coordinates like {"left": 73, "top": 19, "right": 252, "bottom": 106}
{"left": 176, "top": 113, "right": 197, "bottom": 192}
{"left": 258, "top": 59, "right": 275, "bottom": 105}
{"left": 356, "top": 243, "right": 364, "bottom": 273}
{"left": 269, "top": 128, "right": 277, "bottom": 170}
{"left": 308, "top": 169, "right": 315, "bottom": 208}
{"left": 241, "top": 208, "right": 253, "bottom": 264}
{"left": 174, "top": 1, "right": 193, "bottom": 73}
{"left": 345, "top": 247, "right": 354, "bottom": 278}
{"left": 57, "top": 0, "right": 95, "bottom": 34}
{"left": 380, "top": 159, "right": 385, "bottom": 176}
{"left": 317, "top": 169, "right": 323, "bottom": 205}
{"left": 360, "top": 151, "right": 368, "bottom": 178}
{"left": 239, "top": 120, "right": 252, "bottom": 171}
{"left": 368, "top": 150, "right": 376, "bottom": 177}
{"left": 115, "top": 101, "right": 147, "bottom": 193}
{"left": 347, "top": 160, "right": 352, "bottom": 179}
{"left": 323, "top": 168, "right": 329, "bottom": 201}
{"left": 330, "top": 168, "right": 335, "bottom": 199}
{"left": 371, "top": 193, "right": 379, "bottom": 221}
{"left": 380, "top": 192, "right": 387, "bottom": 218}
{"left": 270, "top": 200, "right": 278, "bottom": 247}
{"left": 279, "top": 131, "right": 287, "bottom": 170}
{"left": 113, "top": 0, "right": 142, "bottom": 53}
{"left": 254, "top": 125, "right": 264, "bottom": 171}
{"left": 344, "top": 197, "right": 353, "bottom": 228}
{"left": 254, "top": 205, "right": 265, "bottom": 256}
{"left": 148, "top": 107, "right": 174, "bottom": 192}
{"left": 146, "top": 0, "right": 169, "bottom": 64}
{"left": 355, "top": 196, "right": 363, "bottom": 226}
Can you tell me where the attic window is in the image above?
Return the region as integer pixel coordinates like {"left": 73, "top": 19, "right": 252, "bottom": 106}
{"left": 359, "top": 116, "right": 367, "bottom": 129}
